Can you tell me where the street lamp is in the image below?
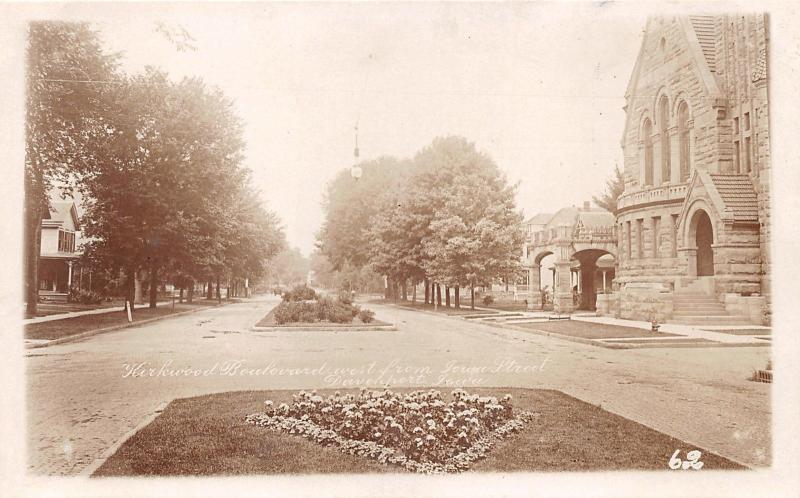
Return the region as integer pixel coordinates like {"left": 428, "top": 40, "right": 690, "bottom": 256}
{"left": 350, "top": 125, "right": 362, "bottom": 180}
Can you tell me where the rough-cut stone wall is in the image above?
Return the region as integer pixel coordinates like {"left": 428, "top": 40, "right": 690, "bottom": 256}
{"left": 614, "top": 15, "right": 770, "bottom": 322}
{"left": 614, "top": 287, "right": 674, "bottom": 323}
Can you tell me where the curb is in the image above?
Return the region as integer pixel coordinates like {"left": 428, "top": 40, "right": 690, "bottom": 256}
{"left": 80, "top": 401, "right": 169, "bottom": 477}
{"left": 478, "top": 320, "right": 770, "bottom": 349}
{"left": 25, "top": 302, "right": 234, "bottom": 349}
{"left": 251, "top": 324, "right": 398, "bottom": 332}
{"left": 380, "top": 303, "right": 769, "bottom": 350}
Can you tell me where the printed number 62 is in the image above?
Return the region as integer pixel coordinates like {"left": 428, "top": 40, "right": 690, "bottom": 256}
{"left": 669, "top": 449, "right": 704, "bottom": 470}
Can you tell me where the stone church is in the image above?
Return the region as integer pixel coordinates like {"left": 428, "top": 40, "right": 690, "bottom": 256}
{"left": 605, "top": 14, "right": 770, "bottom": 325}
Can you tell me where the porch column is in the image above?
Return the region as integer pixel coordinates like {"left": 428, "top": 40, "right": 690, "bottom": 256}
{"left": 527, "top": 265, "right": 542, "bottom": 310}
{"left": 67, "top": 261, "right": 73, "bottom": 289}
{"left": 553, "top": 261, "right": 574, "bottom": 314}
{"left": 602, "top": 271, "right": 607, "bottom": 292}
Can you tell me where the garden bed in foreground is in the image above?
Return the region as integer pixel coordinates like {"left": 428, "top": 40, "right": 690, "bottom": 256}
{"left": 255, "top": 308, "right": 392, "bottom": 329}
{"left": 92, "top": 388, "right": 743, "bottom": 476}
{"left": 514, "top": 320, "right": 680, "bottom": 340}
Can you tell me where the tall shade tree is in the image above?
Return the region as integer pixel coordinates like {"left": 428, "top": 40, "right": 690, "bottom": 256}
{"left": 24, "top": 21, "right": 118, "bottom": 315}
{"left": 80, "top": 68, "right": 283, "bottom": 308}
{"left": 416, "top": 137, "right": 525, "bottom": 309}
{"left": 316, "top": 156, "right": 403, "bottom": 270}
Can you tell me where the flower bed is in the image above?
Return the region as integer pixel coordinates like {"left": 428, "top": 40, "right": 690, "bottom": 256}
{"left": 245, "top": 388, "right": 534, "bottom": 473}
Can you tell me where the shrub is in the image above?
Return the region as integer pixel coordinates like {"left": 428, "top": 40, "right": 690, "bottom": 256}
{"left": 283, "top": 284, "right": 317, "bottom": 302}
{"left": 338, "top": 290, "right": 354, "bottom": 305}
{"left": 273, "top": 301, "right": 319, "bottom": 324}
{"left": 68, "top": 288, "right": 103, "bottom": 305}
{"left": 358, "top": 308, "right": 375, "bottom": 323}
{"left": 482, "top": 295, "right": 494, "bottom": 306}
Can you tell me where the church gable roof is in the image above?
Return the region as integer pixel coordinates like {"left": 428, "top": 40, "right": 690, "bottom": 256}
{"left": 708, "top": 174, "right": 759, "bottom": 222}
{"left": 679, "top": 170, "right": 759, "bottom": 227}
{"left": 689, "top": 16, "right": 717, "bottom": 72}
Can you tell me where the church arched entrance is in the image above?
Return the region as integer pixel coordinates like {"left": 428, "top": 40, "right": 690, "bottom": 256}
{"left": 695, "top": 210, "right": 714, "bottom": 276}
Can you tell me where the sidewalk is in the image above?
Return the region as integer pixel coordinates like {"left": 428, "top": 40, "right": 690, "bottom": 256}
{"left": 25, "top": 299, "right": 174, "bottom": 325}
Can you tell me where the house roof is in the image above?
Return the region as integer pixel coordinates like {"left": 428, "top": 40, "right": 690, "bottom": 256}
{"left": 525, "top": 213, "right": 553, "bottom": 225}
{"left": 543, "top": 206, "right": 615, "bottom": 231}
{"left": 689, "top": 16, "right": 717, "bottom": 72}
{"left": 43, "top": 200, "right": 80, "bottom": 230}
{"left": 708, "top": 174, "right": 759, "bottom": 223}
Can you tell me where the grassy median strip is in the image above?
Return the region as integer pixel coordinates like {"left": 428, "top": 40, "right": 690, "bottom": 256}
{"left": 25, "top": 301, "right": 220, "bottom": 341}
{"left": 92, "top": 387, "right": 743, "bottom": 476}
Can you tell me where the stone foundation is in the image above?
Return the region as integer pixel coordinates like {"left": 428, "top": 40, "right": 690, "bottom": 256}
{"left": 723, "top": 293, "right": 767, "bottom": 325}
{"left": 615, "top": 284, "right": 674, "bottom": 322}
{"left": 596, "top": 293, "right": 617, "bottom": 316}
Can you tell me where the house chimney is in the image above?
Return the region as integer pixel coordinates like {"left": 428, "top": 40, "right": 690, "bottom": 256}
{"left": 583, "top": 201, "right": 590, "bottom": 211}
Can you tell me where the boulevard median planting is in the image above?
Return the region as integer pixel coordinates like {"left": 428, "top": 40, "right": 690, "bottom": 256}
{"left": 254, "top": 285, "right": 390, "bottom": 330}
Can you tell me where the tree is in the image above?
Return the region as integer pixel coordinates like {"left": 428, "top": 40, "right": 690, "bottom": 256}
{"left": 24, "top": 21, "right": 118, "bottom": 315}
{"left": 79, "top": 68, "right": 282, "bottom": 309}
{"left": 316, "top": 157, "right": 403, "bottom": 271}
{"left": 415, "top": 137, "right": 525, "bottom": 309}
{"left": 592, "top": 163, "right": 625, "bottom": 216}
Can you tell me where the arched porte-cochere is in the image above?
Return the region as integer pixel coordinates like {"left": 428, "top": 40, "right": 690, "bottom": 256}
{"left": 693, "top": 210, "right": 715, "bottom": 276}
{"left": 571, "top": 249, "right": 616, "bottom": 311}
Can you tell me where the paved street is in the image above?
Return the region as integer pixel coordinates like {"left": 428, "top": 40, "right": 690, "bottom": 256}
{"left": 26, "top": 295, "right": 771, "bottom": 475}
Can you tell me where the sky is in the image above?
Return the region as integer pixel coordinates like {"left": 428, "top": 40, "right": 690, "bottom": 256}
{"left": 22, "top": 2, "right": 652, "bottom": 256}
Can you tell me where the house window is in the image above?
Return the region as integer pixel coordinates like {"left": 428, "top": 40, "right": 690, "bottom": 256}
{"left": 677, "top": 101, "right": 691, "bottom": 181}
{"left": 636, "top": 219, "right": 644, "bottom": 259}
{"left": 643, "top": 119, "right": 654, "bottom": 186}
{"left": 659, "top": 96, "right": 671, "bottom": 183}
{"left": 652, "top": 216, "right": 661, "bottom": 257}
{"left": 58, "top": 230, "right": 75, "bottom": 253}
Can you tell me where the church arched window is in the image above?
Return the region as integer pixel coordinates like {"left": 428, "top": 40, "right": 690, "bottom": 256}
{"left": 642, "top": 118, "right": 654, "bottom": 186}
{"left": 677, "top": 101, "right": 691, "bottom": 181}
{"left": 659, "top": 96, "right": 671, "bottom": 183}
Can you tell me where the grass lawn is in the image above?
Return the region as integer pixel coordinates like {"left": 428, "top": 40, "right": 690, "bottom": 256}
{"left": 92, "top": 388, "right": 743, "bottom": 476}
{"left": 515, "top": 320, "right": 680, "bottom": 339}
{"left": 378, "top": 299, "right": 496, "bottom": 316}
{"left": 24, "top": 302, "right": 218, "bottom": 341}
{"left": 255, "top": 308, "right": 391, "bottom": 328}
{"left": 484, "top": 302, "right": 530, "bottom": 312}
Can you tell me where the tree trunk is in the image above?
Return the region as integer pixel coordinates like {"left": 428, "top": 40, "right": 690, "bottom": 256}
{"left": 412, "top": 280, "right": 417, "bottom": 305}
{"left": 385, "top": 276, "right": 390, "bottom": 299}
{"left": 126, "top": 267, "right": 136, "bottom": 312}
{"left": 216, "top": 276, "right": 221, "bottom": 303}
{"left": 149, "top": 263, "right": 158, "bottom": 309}
{"left": 424, "top": 278, "right": 430, "bottom": 305}
{"left": 455, "top": 287, "right": 460, "bottom": 308}
{"left": 436, "top": 284, "right": 442, "bottom": 307}
{"left": 187, "top": 279, "right": 194, "bottom": 304}
{"left": 207, "top": 279, "right": 213, "bottom": 300}
{"left": 179, "top": 287, "right": 184, "bottom": 303}
{"left": 471, "top": 284, "right": 475, "bottom": 310}
{"left": 401, "top": 280, "right": 407, "bottom": 300}
{"left": 24, "top": 203, "right": 44, "bottom": 317}
{"left": 445, "top": 286, "right": 451, "bottom": 307}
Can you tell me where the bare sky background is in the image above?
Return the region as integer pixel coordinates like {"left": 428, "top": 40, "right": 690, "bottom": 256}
{"left": 18, "top": 3, "right": 654, "bottom": 255}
